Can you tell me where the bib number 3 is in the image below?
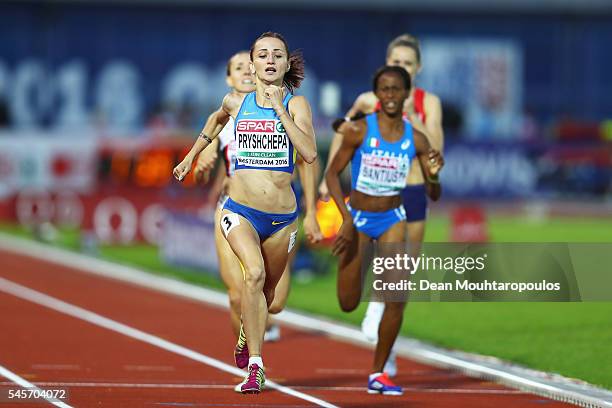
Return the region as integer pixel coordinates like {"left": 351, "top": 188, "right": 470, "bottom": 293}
{"left": 221, "top": 213, "right": 240, "bottom": 237}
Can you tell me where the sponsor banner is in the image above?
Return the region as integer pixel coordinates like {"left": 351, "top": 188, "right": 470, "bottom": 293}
{"left": 440, "top": 142, "right": 538, "bottom": 198}
{"left": 0, "top": 135, "right": 97, "bottom": 200}
{"left": 77, "top": 190, "right": 205, "bottom": 245}
{"left": 440, "top": 141, "right": 610, "bottom": 198}
{"left": 0, "top": 186, "right": 209, "bottom": 245}
{"left": 0, "top": 135, "right": 607, "bottom": 209}
{"left": 159, "top": 211, "right": 219, "bottom": 273}
{"left": 420, "top": 38, "right": 523, "bottom": 139}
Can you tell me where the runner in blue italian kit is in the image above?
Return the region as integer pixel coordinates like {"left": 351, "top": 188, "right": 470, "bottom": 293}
{"left": 325, "top": 66, "right": 444, "bottom": 396}
{"left": 318, "top": 35, "right": 445, "bottom": 377}
{"left": 173, "top": 32, "right": 317, "bottom": 394}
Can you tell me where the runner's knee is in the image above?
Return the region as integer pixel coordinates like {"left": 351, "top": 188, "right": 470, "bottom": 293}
{"left": 267, "top": 296, "right": 286, "bottom": 314}
{"left": 338, "top": 293, "right": 360, "bottom": 312}
{"left": 244, "top": 265, "right": 265, "bottom": 292}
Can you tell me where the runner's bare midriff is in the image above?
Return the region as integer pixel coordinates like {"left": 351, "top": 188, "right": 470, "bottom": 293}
{"left": 228, "top": 169, "right": 296, "bottom": 213}
{"left": 349, "top": 190, "right": 402, "bottom": 213}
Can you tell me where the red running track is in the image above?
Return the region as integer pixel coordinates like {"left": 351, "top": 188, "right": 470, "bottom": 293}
{"left": 0, "top": 248, "right": 575, "bottom": 407}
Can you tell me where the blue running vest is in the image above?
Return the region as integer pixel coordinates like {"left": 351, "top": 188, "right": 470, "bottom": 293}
{"left": 351, "top": 113, "right": 416, "bottom": 197}
{"left": 234, "top": 91, "right": 296, "bottom": 173}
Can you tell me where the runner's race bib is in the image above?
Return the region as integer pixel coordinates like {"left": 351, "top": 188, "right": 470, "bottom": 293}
{"left": 356, "top": 151, "right": 411, "bottom": 196}
{"left": 235, "top": 119, "right": 290, "bottom": 168}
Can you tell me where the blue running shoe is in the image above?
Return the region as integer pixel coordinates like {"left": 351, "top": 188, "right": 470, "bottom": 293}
{"left": 367, "top": 372, "right": 403, "bottom": 396}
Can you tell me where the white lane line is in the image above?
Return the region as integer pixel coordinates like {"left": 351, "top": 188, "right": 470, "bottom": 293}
{"left": 0, "top": 277, "right": 338, "bottom": 408}
{"left": 123, "top": 365, "right": 176, "bottom": 372}
{"left": 0, "top": 365, "right": 73, "bottom": 408}
{"left": 31, "top": 364, "right": 80, "bottom": 371}
{"left": 2, "top": 234, "right": 611, "bottom": 407}
{"left": 0, "top": 381, "right": 528, "bottom": 395}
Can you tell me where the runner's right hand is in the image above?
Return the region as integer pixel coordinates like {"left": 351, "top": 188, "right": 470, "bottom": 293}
{"left": 318, "top": 180, "right": 330, "bottom": 202}
{"left": 173, "top": 157, "right": 193, "bottom": 182}
{"left": 194, "top": 151, "right": 217, "bottom": 184}
{"left": 333, "top": 220, "right": 355, "bottom": 256}
{"left": 303, "top": 212, "right": 323, "bottom": 244}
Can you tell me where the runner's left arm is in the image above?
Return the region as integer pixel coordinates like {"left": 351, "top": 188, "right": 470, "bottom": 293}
{"left": 325, "top": 121, "right": 365, "bottom": 255}
{"left": 296, "top": 155, "right": 323, "bottom": 244}
{"left": 423, "top": 93, "right": 444, "bottom": 151}
{"left": 413, "top": 129, "right": 444, "bottom": 201}
{"left": 264, "top": 86, "right": 317, "bottom": 164}
{"left": 408, "top": 93, "right": 444, "bottom": 151}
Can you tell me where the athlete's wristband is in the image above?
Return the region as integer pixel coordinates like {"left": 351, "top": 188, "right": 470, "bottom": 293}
{"left": 199, "top": 133, "right": 212, "bottom": 144}
{"left": 332, "top": 118, "right": 346, "bottom": 132}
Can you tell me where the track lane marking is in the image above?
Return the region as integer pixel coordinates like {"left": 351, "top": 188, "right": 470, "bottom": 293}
{"left": 2, "top": 235, "right": 611, "bottom": 407}
{"left": 0, "top": 277, "right": 339, "bottom": 408}
{"left": 0, "top": 365, "right": 73, "bottom": 407}
{"left": 0, "top": 381, "right": 529, "bottom": 394}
